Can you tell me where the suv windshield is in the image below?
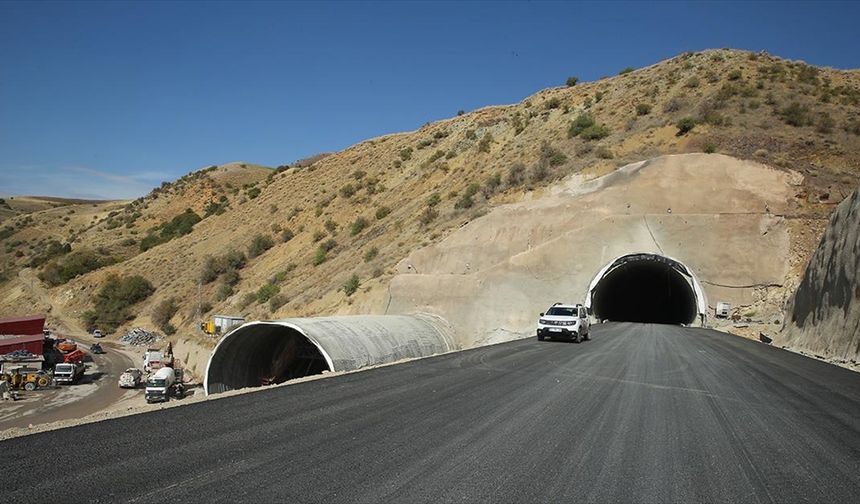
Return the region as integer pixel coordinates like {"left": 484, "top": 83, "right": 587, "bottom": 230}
{"left": 546, "top": 307, "right": 576, "bottom": 317}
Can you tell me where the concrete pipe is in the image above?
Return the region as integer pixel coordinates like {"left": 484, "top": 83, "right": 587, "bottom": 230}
{"left": 204, "top": 314, "right": 456, "bottom": 395}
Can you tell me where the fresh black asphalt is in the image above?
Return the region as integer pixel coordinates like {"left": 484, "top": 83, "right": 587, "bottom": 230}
{"left": 3, "top": 322, "right": 860, "bottom": 502}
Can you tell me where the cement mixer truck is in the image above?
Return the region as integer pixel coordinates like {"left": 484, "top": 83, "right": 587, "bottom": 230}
{"left": 145, "top": 367, "right": 176, "bottom": 403}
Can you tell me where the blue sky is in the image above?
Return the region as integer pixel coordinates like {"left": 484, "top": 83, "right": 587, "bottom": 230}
{"left": 1, "top": 1, "right": 859, "bottom": 199}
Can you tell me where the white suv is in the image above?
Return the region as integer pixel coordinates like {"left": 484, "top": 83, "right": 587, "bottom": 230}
{"left": 537, "top": 303, "right": 591, "bottom": 343}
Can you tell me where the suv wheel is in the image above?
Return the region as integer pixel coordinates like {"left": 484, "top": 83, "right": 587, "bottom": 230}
{"left": 537, "top": 333, "right": 544, "bottom": 341}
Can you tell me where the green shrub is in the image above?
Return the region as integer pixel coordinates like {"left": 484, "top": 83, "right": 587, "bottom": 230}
{"left": 595, "top": 146, "right": 614, "bottom": 159}
{"left": 478, "top": 132, "right": 494, "bottom": 153}
{"left": 140, "top": 209, "right": 201, "bottom": 251}
{"left": 565, "top": 76, "right": 579, "bottom": 87}
{"left": 324, "top": 219, "right": 338, "bottom": 233}
{"left": 676, "top": 117, "right": 697, "bottom": 136}
{"left": 727, "top": 70, "right": 742, "bottom": 81}
{"left": 400, "top": 148, "right": 413, "bottom": 161}
{"left": 568, "top": 113, "right": 595, "bottom": 137}
{"left": 256, "top": 282, "right": 280, "bottom": 303}
{"left": 247, "top": 187, "right": 261, "bottom": 199}
{"left": 281, "top": 228, "right": 295, "bottom": 243}
{"left": 465, "top": 129, "right": 477, "bottom": 140}
{"left": 152, "top": 297, "right": 179, "bottom": 331}
{"left": 635, "top": 103, "right": 652, "bottom": 116}
{"left": 507, "top": 163, "right": 526, "bottom": 186}
{"left": 703, "top": 142, "right": 717, "bottom": 154}
{"left": 339, "top": 184, "right": 356, "bottom": 198}
{"left": 579, "top": 124, "right": 610, "bottom": 140}
{"left": 375, "top": 206, "right": 391, "bottom": 220}
{"left": 312, "top": 246, "right": 327, "bottom": 266}
{"left": 269, "top": 294, "right": 289, "bottom": 311}
{"left": 618, "top": 67, "right": 635, "bottom": 75}
{"left": 350, "top": 217, "right": 369, "bottom": 236}
{"left": 321, "top": 238, "right": 337, "bottom": 252}
{"left": 684, "top": 77, "right": 700, "bottom": 88}
{"left": 247, "top": 234, "right": 275, "bottom": 259}
{"left": 160, "top": 209, "right": 201, "bottom": 239}
{"left": 483, "top": 173, "right": 502, "bottom": 196}
{"left": 83, "top": 275, "right": 155, "bottom": 333}
{"left": 540, "top": 143, "right": 567, "bottom": 166}
{"left": 215, "top": 283, "right": 233, "bottom": 301}
{"left": 343, "top": 274, "right": 360, "bottom": 296}
{"left": 29, "top": 240, "right": 71, "bottom": 268}
{"left": 426, "top": 193, "right": 441, "bottom": 207}
{"left": 545, "top": 98, "right": 561, "bottom": 110}
{"left": 779, "top": 102, "right": 813, "bottom": 127}
{"left": 364, "top": 247, "right": 378, "bottom": 262}
{"left": 39, "top": 249, "right": 117, "bottom": 287}
{"left": 312, "top": 230, "right": 326, "bottom": 242}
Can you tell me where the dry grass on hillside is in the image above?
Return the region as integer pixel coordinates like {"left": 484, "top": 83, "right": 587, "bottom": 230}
{"left": 0, "top": 49, "right": 859, "bottom": 354}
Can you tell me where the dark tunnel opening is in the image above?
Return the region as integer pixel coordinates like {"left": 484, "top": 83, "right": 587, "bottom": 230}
{"left": 207, "top": 324, "right": 331, "bottom": 393}
{"left": 591, "top": 258, "right": 698, "bottom": 325}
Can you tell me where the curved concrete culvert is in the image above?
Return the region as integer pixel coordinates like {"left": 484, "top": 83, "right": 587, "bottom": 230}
{"left": 586, "top": 253, "right": 707, "bottom": 325}
{"left": 204, "top": 314, "right": 456, "bottom": 395}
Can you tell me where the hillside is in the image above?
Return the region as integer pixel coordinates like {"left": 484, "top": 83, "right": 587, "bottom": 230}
{"left": 1, "top": 48, "right": 859, "bottom": 376}
{"left": 779, "top": 185, "right": 860, "bottom": 362}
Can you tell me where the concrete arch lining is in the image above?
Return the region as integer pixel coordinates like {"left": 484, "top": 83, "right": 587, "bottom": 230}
{"left": 204, "top": 314, "right": 457, "bottom": 395}
{"left": 585, "top": 253, "right": 708, "bottom": 325}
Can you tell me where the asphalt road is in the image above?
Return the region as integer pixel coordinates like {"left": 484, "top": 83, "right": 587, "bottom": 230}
{"left": 4, "top": 323, "right": 860, "bottom": 502}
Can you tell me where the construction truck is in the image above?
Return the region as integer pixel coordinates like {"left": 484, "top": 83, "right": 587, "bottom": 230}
{"left": 145, "top": 367, "right": 176, "bottom": 403}
{"left": 53, "top": 362, "right": 85, "bottom": 384}
{"left": 118, "top": 368, "right": 143, "bottom": 388}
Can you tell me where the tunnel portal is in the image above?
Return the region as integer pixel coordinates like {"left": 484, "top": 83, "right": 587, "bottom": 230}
{"left": 588, "top": 254, "right": 705, "bottom": 325}
{"left": 205, "top": 323, "right": 331, "bottom": 393}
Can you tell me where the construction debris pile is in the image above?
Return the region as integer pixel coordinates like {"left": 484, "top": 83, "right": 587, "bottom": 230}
{"left": 0, "top": 349, "right": 38, "bottom": 361}
{"left": 120, "top": 328, "right": 163, "bottom": 346}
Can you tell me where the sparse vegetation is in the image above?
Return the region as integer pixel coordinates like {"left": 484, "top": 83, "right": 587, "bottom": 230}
{"left": 82, "top": 275, "right": 155, "bottom": 333}
{"left": 636, "top": 103, "right": 652, "bottom": 116}
{"left": 247, "top": 234, "right": 275, "bottom": 258}
{"left": 139, "top": 209, "right": 202, "bottom": 252}
{"left": 676, "top": 117, "right": 697, "bottom": 136}
{"left": 618, "top": 67, "right": 635, "bottom": 75}
{"left": 152, "top": 297, "right": 179, "bottom": 332}
{"left": 343, "top": 274, "right": 360, "bottom": 296}
{"left": 478, "top": 132, "right": 494, "bottom": 153}
{"left": 565, "top": 76, "right": 579, "bottom": 87}
{"left": 375, "top": 206, "right": 391, "bottom": 220}
{"left": 256, "top": 282, "right": 280, "bottom": 304}
{"left": 364, "top": 247, "right": 378, "bottom": 262}
{"left": 39, "top": 249, "right": 117, "bottom": 286}
{"left": 350, "top": 216, "right": 369, "bottom": 236}
{"left": 778, "top": 102, "right": 813, "bottom": 127}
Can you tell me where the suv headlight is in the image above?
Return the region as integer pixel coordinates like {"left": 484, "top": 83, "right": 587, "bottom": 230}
{"left": 539, "top": 319, "right": 548, "bottom": 325}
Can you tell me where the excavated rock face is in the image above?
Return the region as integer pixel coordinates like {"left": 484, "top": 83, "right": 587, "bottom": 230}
{"left": 780, "top": 186, "right": 860, "bottom": 360}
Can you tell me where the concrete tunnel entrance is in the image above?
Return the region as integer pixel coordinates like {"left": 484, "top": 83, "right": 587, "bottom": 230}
{"left": 205, "top": 315, "right": 456, "bottom": 395}
{"left": 586, "top": 253, "right": 708, "bottom": 326}
{"left": 206, "top": 324, "right": 332, "bottom": 392}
